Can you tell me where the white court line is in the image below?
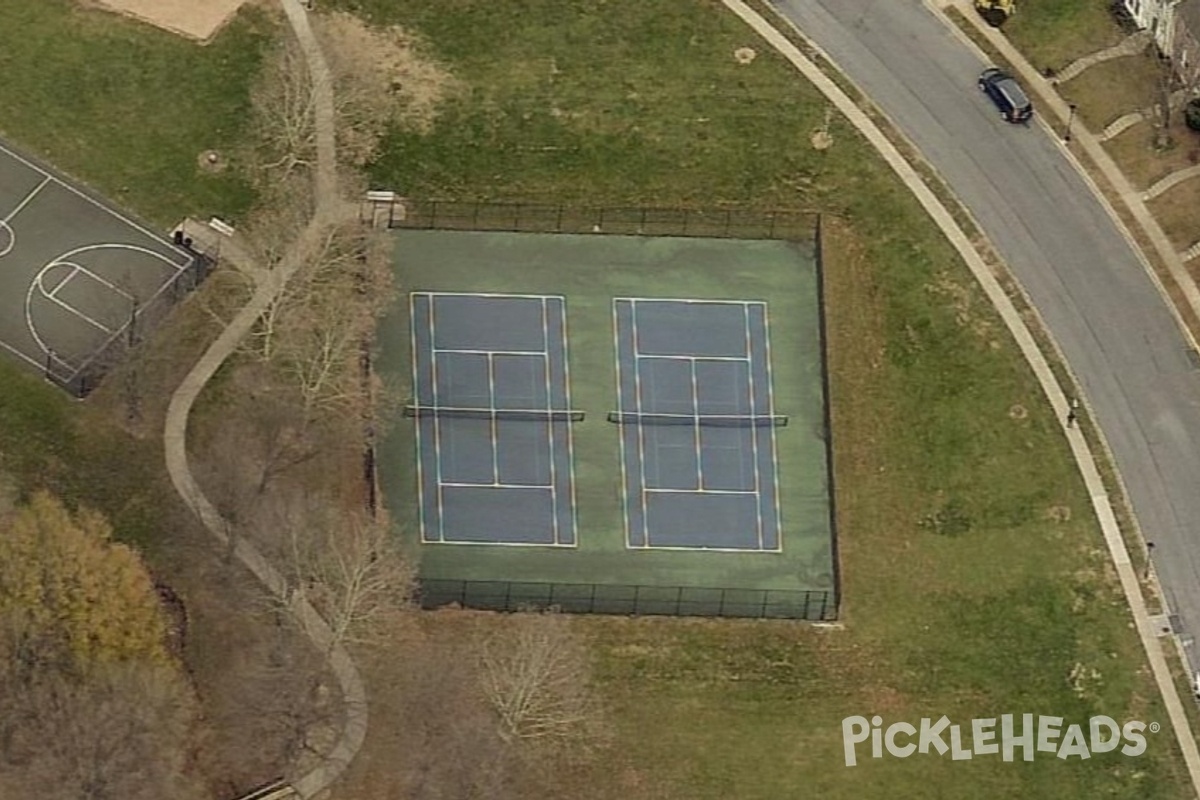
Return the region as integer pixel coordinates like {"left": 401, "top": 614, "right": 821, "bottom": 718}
{"left": 0, "top": 141, "right": 192, "bottom": 269}
{"left": 4, "top": 176, "right": 52, "bottom": 224}
{"left": 541, "top": 296, "right": 561, "bottom": 545}
{"left": 486, "top": 353, "right": 500, "bottom": 484}
{"left": 429, "top": 297, "right": 448, "bottom": 544}
{"left": 631, "top": 300, "right": 652, "bottom": 549}
{"left": 744, "top": 303, "right": 765, "bottom": 550}
{"left": 419, "top": 536, "right": 571, "bottom": 549}
{"left": 637, "top": 353, "right": 750, "bottom": 363}
{"left": 644, "top": 487, "right": 757, "bottom": 496}
{"left": 42, "top": 264, "right": 81, "bottom": 299}
{"left": 41, "top": 293, "right": 115, "bottom": 335}
{"left": 411, "top": 294, "right": 430, "bottom": 543}
{"left": 434, "top": 346, "right": 549, "bottom": 356}
{"left": 613, "top": 295, "right": 761, "bottom": 307}
{"left": 0, "top": 337, "right": 59, "bottom": 371}
{"left": 690, "top": 358, "right": 704, "bottom": 492}
{"left": 45, "top": 261, "right": 136, "bottom": 303}
{"left": 638, "top": 543, "right": 784, "bottom": 553}
{"left": 59, "top": 246, "right": 197, "bottom": 382}
{"left": 613, "top": 300, "right": 634, "bottom": 549}
{"left": 419, "top": 289, "right": 567, "bottom": 302}
{"left": 558, "top": 296, "right": 581, "bottom": 547}
{"left": 440, "top": 481, "right": 553, "bottom": 489}
{"left": 761, "top": 303, "right": 784, "bottom": 552}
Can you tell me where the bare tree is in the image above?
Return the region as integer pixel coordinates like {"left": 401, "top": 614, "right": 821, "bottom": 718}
{"left": 248, "top": 14, "right": 452, "bottom": 186}
{"left": 1153, "top": 47, "right": 1179, "bottom": 150}
{"left": 0, "top": 662, "right": 205, "bottom": 800}
{"left": 248, "top": 35, "right": 318, "bottom": 183}
{"left": 380, "top": 639, "right": 519, "bottom": 800}
{"left": 257, "top": 489, "right": 414, "bottom": 650}
{"left": 477, "top": 610, "right": 608, "bottom": 750}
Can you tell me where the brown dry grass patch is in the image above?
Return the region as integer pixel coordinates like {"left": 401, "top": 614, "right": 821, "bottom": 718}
{"left": 1148, "top": 176, "right": 1200, "bottom": 251}
{"left": 1104, "top": 117, "right": 1200, "bottom": 190}
{"left": 1057, "top": 49, "right": 1161, "bottom": 132}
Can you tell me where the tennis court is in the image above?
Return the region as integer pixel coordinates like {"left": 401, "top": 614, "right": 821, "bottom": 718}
{"left": 410, "top": 292, "right": 579, "bottom": 546}
{"left": 379, "top": 228, "right": 837, "bottom": 619}
{"left": 613, "top": 298, "right": 782, "bottom": 551}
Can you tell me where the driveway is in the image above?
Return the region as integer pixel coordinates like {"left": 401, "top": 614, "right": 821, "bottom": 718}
{"left": 770, "top": 0, "right": 1200, "bottom": 666}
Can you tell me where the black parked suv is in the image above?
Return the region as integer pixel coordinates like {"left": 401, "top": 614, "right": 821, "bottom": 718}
{"left": 978, "top": 67, "right": 1033, "bottom": 124}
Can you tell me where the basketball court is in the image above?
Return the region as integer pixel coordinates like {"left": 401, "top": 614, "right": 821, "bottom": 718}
{"left": 0, "top": 138, "right": 194, "bottom": 394}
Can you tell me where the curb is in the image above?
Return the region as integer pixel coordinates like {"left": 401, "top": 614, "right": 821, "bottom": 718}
{"left": 725, "top": 0, "right": 1200, "bottom": 791}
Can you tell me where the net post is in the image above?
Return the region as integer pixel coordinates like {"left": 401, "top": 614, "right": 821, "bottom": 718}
{"left": 430, "top": 201, "right": 439, "bottom": 229}
{"left": 718, "top": 589, "right": 727, "bottom": 616}
{"left": 590, "top": 583, "right": 597, "bottom": 614}
{"left": 769, "top": 211, "right": 776, "bottom": 239}
{"left": 676, "top": 585, "right": 683, "bottom": 616}
{"left": 724, "top": 209, "right": 731, "bottom": 236}
{"left": 505, "top": 582, "right": 513, "bottom": 611}
{"left": 514, "top": 203, "right": 522, "bottom": 231}
{"left": 557, "top": 204, "right": 564, "bottom": 233}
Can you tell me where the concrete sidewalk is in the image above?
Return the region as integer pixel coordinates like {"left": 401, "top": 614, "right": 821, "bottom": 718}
{"left": 727, "top": 0, "right": 1200, "bottom": 793}
{"left": 163, "top": 1, "right": 366, "bottom": 798}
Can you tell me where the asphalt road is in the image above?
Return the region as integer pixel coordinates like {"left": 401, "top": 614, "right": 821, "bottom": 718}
{"left": 770, "top": 0, "right": 1200, "bottom": 667}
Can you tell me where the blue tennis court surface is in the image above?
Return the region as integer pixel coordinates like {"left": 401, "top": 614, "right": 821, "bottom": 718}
{"left": 410, "top": 292, "right": 579, "bottom": 546}
{"left": 613, "top": 298, "right": 782, "bottom": 551}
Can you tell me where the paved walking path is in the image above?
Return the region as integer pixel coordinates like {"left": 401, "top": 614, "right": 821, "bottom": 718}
{"left": 954, "top": 1, "right": 1200, "bottom": 338}
{"left": 1144, "top": 163, "right": 1200, "bottom": 202}
{"left": 730, "top": 0, "right": 1200, "bottom": 791}
{"left": 163, "top": 1, "right": 365, "bottom": 797}
{"left": 1053, "top": 29, "right": 1151, "bottom": 84}
{"left": 1097, "top": 88, "right": 1187, "bottom": 142}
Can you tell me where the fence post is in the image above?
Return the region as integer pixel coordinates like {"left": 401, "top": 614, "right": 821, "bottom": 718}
{"left": 676, "top": 586, "right": 683, "bottom": 615}
{"left": 718, "top": 589, "right": 727, "bottom": 617}
{"left": 768, "top": 211, "right": 776, "bottom": 239}
{"left": 640, "top": 207, "right": 647, "bottom": 233}
{"left": 514, "top": 204, "right": 522, "bottom": 232}
{"left": 597, "top": 207, "right": 605, "bottom": 232}
{"left": 557, "top": 204, "right": 564, "bottom": 233}
{"left": 504, "top": 582, "right": 513, "bottom": 611}
{"left": 430, "top": 201, "right": 439, "bottom": 229}
{"left": 590, "top": 582, "right": 597, "bottom": 613}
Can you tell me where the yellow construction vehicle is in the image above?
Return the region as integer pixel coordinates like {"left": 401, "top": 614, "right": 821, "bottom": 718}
{"left": 975, "top": 0, "right": 1014, "bottom": 27}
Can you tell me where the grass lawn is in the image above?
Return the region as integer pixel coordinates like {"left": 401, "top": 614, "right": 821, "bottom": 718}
{"left": 1002, "top": 0, "right": 1128, "bottom": 75}
{"left": 0, "top": 0, "right": 275, "bottom": 228}
{"left": 0, "top": 0, "right": 1190, "bottom": 795}
{"left": 1105, "top": 117, "right": 1200, "bottom": 190}
{"left": 319, "top": 0, "right": 1193, "bottom": 797}
{"left": 1058, "top": 51, "right": 1162, "bottom": 132}
{"left": 1149, "top": 177, "right": 1200, "bottom": 251}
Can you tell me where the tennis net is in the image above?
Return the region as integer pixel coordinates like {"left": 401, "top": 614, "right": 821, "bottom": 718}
{"left": 404, "top": 405, "right": 585, "bottom": 422}
{"left": 606, "top": 411, "right": 788, "bottom": 428}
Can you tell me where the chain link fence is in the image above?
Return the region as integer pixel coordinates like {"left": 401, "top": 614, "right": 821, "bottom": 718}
{"left": 48, "top": 248, "right": 215, "bottom": 398}
{"left": 370, "top": 198, "right": 820, "bottom": 241}
{"left": 420, "top": 579, "right": 836, "bottom": 621}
